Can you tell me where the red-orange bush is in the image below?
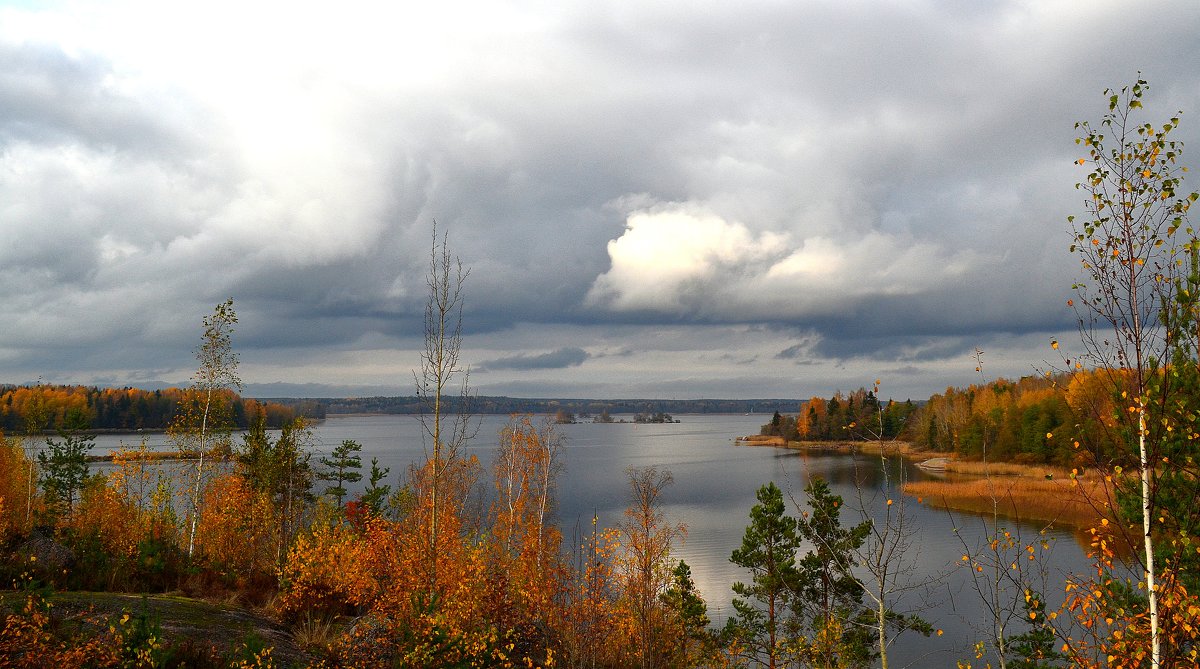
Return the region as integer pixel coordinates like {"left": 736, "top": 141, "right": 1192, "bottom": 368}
{"left": 193, "top": 473, "right": 277, "bottom": 587}
{"left": 275, "top": 520, "right": 380, "bottom": 621}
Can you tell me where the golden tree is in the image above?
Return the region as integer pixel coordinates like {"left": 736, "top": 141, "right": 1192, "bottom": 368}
{"left": 170, "top": 298, "right": 242, "bottom": 559}
{"left": 619, "top": 466, "right": 685, "bottom": 669}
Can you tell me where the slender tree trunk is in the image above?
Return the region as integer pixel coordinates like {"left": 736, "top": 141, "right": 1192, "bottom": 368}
{"left": 878, "top": 596, "right": 888, "bottom": 669}
{"left": 282, "top": 457, "right": 293, "bottom": 565}
{"left": 767, "top": 592, "right": 777, "bottom": 669}
{"left": 431, "top": 352, "right": 441, "bottom": 587}
{"left": 536, "top": 468, "right": 548, "bottom": 571}
{"left": 995, "top": 617, "right": 1007, "bottom": 669}
{"left": 876, "top": 411, "right": 890, "bottom": 669}
{"left": 1139, "top": 407, "right": 1160, "bottom": 667}
{"left": 187, "top": 450, "right": 203, "bottom": 557}
{"left": 1128, "top": 236, "right": 1159, "bottom": 668}
{"left": 535, "top": 427, "right": 555, "bottom": 572}
{"left": 186, "top": 386, "right": 212, "bottom": 558}
{"left": 25, "top": 450, "right": 34, "bottom": 528}
{"left": 417, "top": 228, "right": 472, "bottom": 597}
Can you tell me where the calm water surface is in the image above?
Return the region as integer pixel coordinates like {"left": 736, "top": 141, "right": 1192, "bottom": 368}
{"left": 92, "top": 414, "right": 1095, "bottom": 667}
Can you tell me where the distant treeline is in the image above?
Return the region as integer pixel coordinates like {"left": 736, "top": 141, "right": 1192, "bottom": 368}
{"left": 760, "top": 388, "right": 919, "bottom": 441}
{"left": 274, "top": 395, "right": 805, "bottom": 417}
{"left": 758, "top": 372, "right": 1134, "bottom": 467}
{"left": 0, "top": 384, "right": 322, "bottom": 433}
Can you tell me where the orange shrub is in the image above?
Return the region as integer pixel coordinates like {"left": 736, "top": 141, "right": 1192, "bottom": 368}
{"left": 0, "top": 595, "right": 121, "bottom": 668}
{"left": 66, "top": 477, "right": 143, "bottom": 589}
{"left": 276, "top": 520, "right": 380, "bottom": 620}
{"left": 194, "top": 473, "right": 277, "bottom": 584}
{"left": 1063, "top": 565, "right": 1200, "bottom": 667}
{"left": 0, "top": 437, "right": 34, "bottom": 540}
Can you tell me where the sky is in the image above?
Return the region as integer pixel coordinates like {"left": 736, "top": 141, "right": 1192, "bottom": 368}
{"left": 2, "top": 0, "right": 1200, "bottom": 401}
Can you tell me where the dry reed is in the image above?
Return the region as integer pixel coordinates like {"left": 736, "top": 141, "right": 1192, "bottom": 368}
{"left": 291, "top": 614, "right": 340, "bottom": 656}
{"left": 904, "top": 469, "right": 1113, "bottom": 529}
{"left": 942, "top": 460, "right": 1076, "bottom": 478}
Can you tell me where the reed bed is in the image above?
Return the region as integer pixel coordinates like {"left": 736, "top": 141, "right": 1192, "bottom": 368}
{"left": 942, "top": 459, "right": 1076, "bottom": 478}
{"left": 735, "top": 435, "right": 786, "bottom": 446}
{"left": 904, "top": 470, "right": 1114, "bottom": 530}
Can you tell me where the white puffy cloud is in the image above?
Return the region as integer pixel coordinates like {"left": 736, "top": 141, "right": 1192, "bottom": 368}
{"left": 585, "top": 208, "right": 786, "bottom": 312}
{"left": 586, "top": 207, "right": 984, "bottom": 320}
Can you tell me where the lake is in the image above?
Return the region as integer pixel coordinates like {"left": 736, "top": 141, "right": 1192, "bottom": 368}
{"left": 90, "top": 413, "right": 1095, "bottom": 666}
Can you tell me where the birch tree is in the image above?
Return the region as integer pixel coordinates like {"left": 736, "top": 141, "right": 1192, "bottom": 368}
{"left": 620, "top": 465, "right": 685, "bottom": 669}
{"left": 846, "top": 381, "right": 934, "bottom": 669}
{"left": 170, "top": 298, "right": 241, "bottom": 558}
{"left": 494, "top": 414, "right": 564, "bottom": 573}
{"left": 952, "top": 353, "right": 1061, "bottom": 669}
{"left": 1067, "top": 76, "right": 1198, "bottom": 668}
{"left": 414, "top": 225, "right": 476, "bottom": 586}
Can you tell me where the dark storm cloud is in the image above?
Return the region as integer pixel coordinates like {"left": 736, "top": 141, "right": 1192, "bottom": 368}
{"left": 478, "top": 347, "right": 590, "bottom": 372}
{"left": 776, "top": 344, "right": 807, "bottom": 361}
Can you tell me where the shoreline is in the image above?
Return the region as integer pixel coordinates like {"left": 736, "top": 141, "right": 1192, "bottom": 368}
{"left": 735, "top": 435, "right": 925, "bottom": 457}
{"left": 13, "top": 417, "right": 328, "bottom": 438}
{"left": 738, "top": 436, "right": 1110, "bottom": 530}
{"left": 87, "top": 451, "right": 235, "bottom": 463}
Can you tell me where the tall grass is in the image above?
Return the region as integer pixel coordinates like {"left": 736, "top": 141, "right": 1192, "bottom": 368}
{"left": 942, "top": 460, "right": 1074, "bottom": 478}
{"left": 290, "top": 613, "right": 339, "bottom": 657}
{"left": 904, "top": 469, "right": 1113, "bottom": 529}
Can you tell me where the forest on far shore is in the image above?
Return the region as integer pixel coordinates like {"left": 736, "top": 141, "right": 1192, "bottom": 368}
{"left": 0, "top": 383, "right": 827, "bottom": 433}
{"left": 274, "top": 395, "right": 810, "bottom": 417}
{"left": 762, "top": 370, "right": 1139, "bottom": 469}
{"left": 0, "top": 384, "right": 315, "bottom": 433}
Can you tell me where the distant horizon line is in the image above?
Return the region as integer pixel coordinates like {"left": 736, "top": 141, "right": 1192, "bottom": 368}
{"left": 3, "top": 379, "right": 924, "bottom": 404}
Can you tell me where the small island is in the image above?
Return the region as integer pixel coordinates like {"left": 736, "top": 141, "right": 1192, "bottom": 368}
{"left": 555, "top": 408, "right": 679, "bottom": 424}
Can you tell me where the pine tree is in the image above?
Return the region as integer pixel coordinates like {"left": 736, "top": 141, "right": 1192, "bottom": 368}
{"left": 361, "top": 457, "right": 392, "bottom": 517}
{"left": 793, "top": 477, "right": 874, "bottom": 668}
{"left": 725, "top": 481, "right": 800, "bottom": 669}
{"left": 318, "top": 439, "right": 363, "bottom": 508}
{"left": 38, "top": 432, "right": 94, "bottom": 518}
{"left": 661, "top": 560, "right": 713, "bottom": 667}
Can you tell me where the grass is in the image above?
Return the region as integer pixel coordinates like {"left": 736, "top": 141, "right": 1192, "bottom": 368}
{"left": 291, "top": 614, "right": 340, "bottom": 658}
{"left": 86, "top": 451, "right": 236, "bottom": 463}
{"left": 941, "top": 459, "right": 1075, "bottom": 478}
{"left": 736, "top": 435, "right": 786, "bottom": 446}
{"left": 0, "top": 590, "right": 312, "bottom": 666}
{"left": 904, "top": 465, "right": 1114, "bottom": 529}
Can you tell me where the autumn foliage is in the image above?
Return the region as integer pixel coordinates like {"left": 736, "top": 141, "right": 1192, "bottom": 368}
{"left": 193, "top": 474, "right": 278, "bottom": 588}
{"left": 0, "top": 436, "right": 33, "bottom": 542}
{"left": 0, "top": 383, "right": 300, "bottom": 433}
{"left": 5, "top": 392, "right": 1200, "bottom": 668}
{"left": 900, "top": 370, "right": 1134, "bottom": 466}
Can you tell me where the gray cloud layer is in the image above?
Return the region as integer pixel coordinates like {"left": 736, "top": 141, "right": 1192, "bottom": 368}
{"left": 479, "top": 347, "right": 590, "bottom": 371}
{"left": 2, "top": 1, "right": 1199, "bottom": 400}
